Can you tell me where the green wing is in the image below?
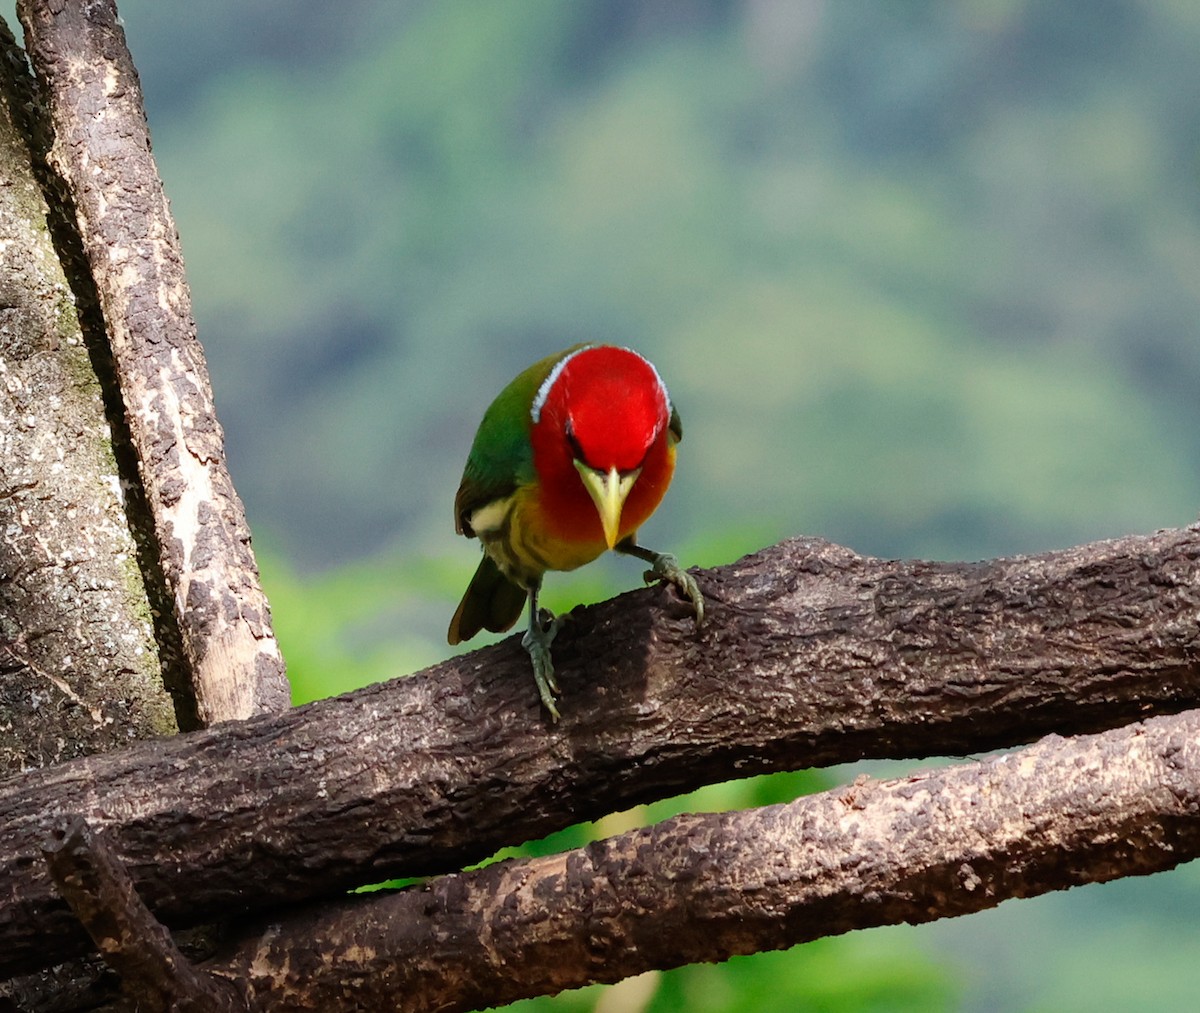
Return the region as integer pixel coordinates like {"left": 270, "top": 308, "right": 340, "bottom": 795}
{"left": 447, "top": 553, "right": 528, "bottom": 643}
{"left": 454, "top": 345, "right": 587, "bottom": 535}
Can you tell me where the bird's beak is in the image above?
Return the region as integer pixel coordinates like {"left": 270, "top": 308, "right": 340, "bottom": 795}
{"left": 574, "top": 461, "right": 639, "bottom": 549}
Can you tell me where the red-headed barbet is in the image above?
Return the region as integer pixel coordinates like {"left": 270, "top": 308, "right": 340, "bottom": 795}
{"left": 448, "top": 344, "right": 703, "bottom": 719}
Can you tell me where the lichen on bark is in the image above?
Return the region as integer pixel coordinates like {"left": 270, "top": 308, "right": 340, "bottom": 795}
{"left": 0, "top": 38, "right": 176, "bottom": 772}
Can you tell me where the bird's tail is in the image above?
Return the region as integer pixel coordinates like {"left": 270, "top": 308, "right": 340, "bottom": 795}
{"left": 447, "top": 554, "right": 528, "bottom": 644}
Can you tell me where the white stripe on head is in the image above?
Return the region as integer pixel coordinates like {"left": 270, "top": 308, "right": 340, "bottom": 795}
{"left": 530, "top": 344, "right": 593, "bottom": 424}
{"left": 625, "top": 346, "right": 673, "bottom": 417}
{"left": 530, "top": 344, "right": 672, "bottom": 424}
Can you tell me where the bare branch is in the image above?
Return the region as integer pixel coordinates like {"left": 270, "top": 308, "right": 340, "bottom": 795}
{"left": 205, "top": 707, "right": 1200, "bottom": 1012}
{"left": 42, "top": 817, "right": 243, "bottom": 1013}
{"left": 15, "top": 0, "right": 289, "bottom": 724}
{"left": 1, "top": 527, "right": 1199, "bottom": 979}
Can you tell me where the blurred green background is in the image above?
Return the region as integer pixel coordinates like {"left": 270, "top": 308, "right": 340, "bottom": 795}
{"left": 22, "top": 0, "right": 1200, "bottom": 1009}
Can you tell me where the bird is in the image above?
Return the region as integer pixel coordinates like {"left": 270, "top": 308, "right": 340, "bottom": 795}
{"left": 448, "top": 343, "right": 703, "bottom": 719}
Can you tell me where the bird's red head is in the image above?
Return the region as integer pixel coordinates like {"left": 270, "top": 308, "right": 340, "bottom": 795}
{"left": 534, "top": 345, "right": 669, "bottom": 470}
{"left": 530, "top": 345, "right": 677, "bottom": 550}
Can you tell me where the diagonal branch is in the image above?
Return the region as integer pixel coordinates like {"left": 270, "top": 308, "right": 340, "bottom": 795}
{"left": 2, "top": 526, "right": 1200, "bottom": 978}
{"left": 206, "top": 707, "right": 1200, "bottom": 1012}
{"left": 42, "top": 817, "right": 243, "bottom": 1013}
{"left": 15, "top": 0, "right": 289, "bottom": 724}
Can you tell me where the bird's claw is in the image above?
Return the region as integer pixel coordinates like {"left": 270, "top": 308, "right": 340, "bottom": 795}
{"left": 522, "top": 610, "right": 562, "bottom": 720}
{"left": 644, "top": 552, "right": 705, "bottom": 628}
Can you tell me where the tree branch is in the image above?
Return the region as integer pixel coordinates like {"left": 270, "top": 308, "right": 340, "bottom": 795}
{"left": 2, "top": 527, "right": 1200, "bottom": 979}
{"left": 42, "top": 818, "right": 243, "bottom": 1013}
{"left": 204, "top": 707, "right": 1200, "bottom": 1012}
{"left": 15, "top": 0, "right": 289, "bottom": 724}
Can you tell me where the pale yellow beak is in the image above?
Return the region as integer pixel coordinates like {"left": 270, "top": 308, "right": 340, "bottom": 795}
{"left": 574, "top": 461, "right": 640, "bottom": 549}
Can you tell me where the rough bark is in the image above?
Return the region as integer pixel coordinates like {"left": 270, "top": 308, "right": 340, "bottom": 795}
{"left": 0, "top": 17, "right": 183, "bottom": 1003}
{"left": 0, "top": 18, "right": 175, "bottom": 774}
{"left": 2, "top": 526, "right": 1199, "bottom": 979}
{"left": 42, "top": 818, "right": 242, "bottom": 1013}
{"left": 1, "top": 5, "right": 287, "bottom": 1002}
{"left": 202, "top": 707, "right": 1200, "bottom": 1012}
{"left": 15, "top": 0, "right": 289, "bottom": 725}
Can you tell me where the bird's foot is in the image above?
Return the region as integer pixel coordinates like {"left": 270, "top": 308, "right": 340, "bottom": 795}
{"left": 521, "top": 609, "right": 562, "bottom": 721}
{"left": 643, "top": 552, "right": 705, "bottom": 628}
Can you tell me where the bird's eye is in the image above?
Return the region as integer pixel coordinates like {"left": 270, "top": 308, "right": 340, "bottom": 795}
{"left": 565, "top": 419, "right": 585, "bottom": 462}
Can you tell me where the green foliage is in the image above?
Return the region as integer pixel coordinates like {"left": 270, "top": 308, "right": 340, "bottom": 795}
{"left": 501, "top": 934, "right": 957, "bottom": 1013}
{"left": 647, "top": 935, "right": 957, "bottom": 1013}
{"left": 260, "top": 546, "right": 453, "bottom": 702}
{"left": 120, "top": 0, "right": 1200, "bottom": 580}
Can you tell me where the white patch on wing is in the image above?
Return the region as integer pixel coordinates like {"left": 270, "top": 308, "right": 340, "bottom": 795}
{"left": 469, "top": 496, "right": 514, "bottom": 536}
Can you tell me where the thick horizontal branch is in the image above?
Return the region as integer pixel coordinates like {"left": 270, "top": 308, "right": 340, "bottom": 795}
{"left": 3, "top": 527, "right": 1200, "bottom": 977}
{"left": 207, "top": 707, "right": 1200, "bottom": 1012}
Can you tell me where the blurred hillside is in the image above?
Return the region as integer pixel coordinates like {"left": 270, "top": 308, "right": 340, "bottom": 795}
{"left": 117, "top": 0, "right": 1200, "bottom": 575}
{"left": 14, "top": 1, "right": 1200, "bottom": 1011}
